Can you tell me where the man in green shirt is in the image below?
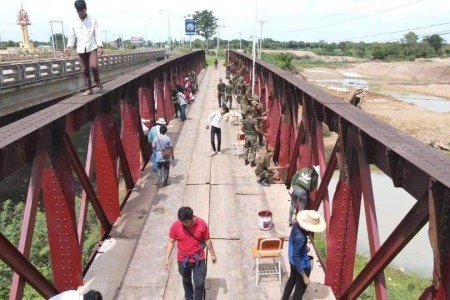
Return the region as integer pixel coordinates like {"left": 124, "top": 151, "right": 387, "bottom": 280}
{"left": 242, "top": 110, "right": 265, "bottom": 167}
{"left": 217, "top": 78, "right": 226, "bottom": 108}
{"left": 255, "top": 147, "right": 278, "bottom": 186}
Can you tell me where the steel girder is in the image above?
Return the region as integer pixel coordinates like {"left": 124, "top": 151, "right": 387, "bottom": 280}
{"left": 229, "top": 50, "right": 450, "bottom": 299}
{"left": 0, "top": 51, "right": 205, "bottom": 298}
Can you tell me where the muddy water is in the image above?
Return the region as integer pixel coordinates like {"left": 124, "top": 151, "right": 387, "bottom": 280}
{"left": 325, "top": 172, "right": 433, "bottom": 276}
{"left": 381, "top": 91, "right": 450, "bottom": 113}
{"left": 304, "top": 68, "right": 450, "bottom": 113}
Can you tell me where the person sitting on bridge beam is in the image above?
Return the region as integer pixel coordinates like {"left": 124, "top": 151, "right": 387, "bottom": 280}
{"left": 66, "top": 0, "right": 104, "bottom": 96}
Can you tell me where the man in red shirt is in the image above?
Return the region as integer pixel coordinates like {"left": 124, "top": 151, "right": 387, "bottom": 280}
{"left": 164, "top": 207, "right": 217, "bottom": 300}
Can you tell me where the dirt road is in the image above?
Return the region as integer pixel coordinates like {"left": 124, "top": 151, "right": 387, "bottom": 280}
{"left": 300, "top": 60, "right": 450, "bottom": 150}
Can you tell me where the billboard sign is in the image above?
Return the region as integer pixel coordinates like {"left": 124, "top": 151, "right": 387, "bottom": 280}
{"left": 130, "top": 37, "right": 144, "bottom": 44}
{"left": 185, "top": 19, "right": 196, "bottom": 35}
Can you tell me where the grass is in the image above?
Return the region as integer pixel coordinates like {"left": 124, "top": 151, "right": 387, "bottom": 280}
{"left": 313, "top": 233, "right": 431, "bottom": 299}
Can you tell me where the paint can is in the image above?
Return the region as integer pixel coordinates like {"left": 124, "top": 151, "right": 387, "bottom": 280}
{"left": 258, "top": 210, "right": 273, "bottom": 230}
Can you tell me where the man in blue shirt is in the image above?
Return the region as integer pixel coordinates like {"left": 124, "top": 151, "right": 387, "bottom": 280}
{"left": 282, "top": 210, "right": 326, "bottom": 300}
{"left": 152, "top": 125, "right": 174, "bottom": 186}
{"left": 148, "top": 118, "right": 166, "bottom": 173}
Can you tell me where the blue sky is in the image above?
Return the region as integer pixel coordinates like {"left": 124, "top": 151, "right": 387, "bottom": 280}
{"left": 1, "top": 0, "right": 449, "bottom": 44}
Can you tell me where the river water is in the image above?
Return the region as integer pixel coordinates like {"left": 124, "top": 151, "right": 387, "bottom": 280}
{"left": 304, "top": 69, "right": 450, "bottom": 113}
{"left": 324, "top": 172, "right": 433, "bottom": 276}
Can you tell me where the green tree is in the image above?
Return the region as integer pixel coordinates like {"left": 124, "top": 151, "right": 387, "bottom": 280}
{"left": 371, "top": 43, "right": 387, "bottom": 60}
{"left": 49, "top": 33, "right": 67, "bottom": 50}
{"left": 193, "top": 10, "right": 218, "bottom": 52}
{"left": 423, "top": 34, "right": 444, "bottom": 54}
{"left": 402, "top": 31, "right": 419, "bottom": 45}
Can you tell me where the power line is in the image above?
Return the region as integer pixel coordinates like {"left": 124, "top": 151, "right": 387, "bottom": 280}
{"left": 267, "top": 0, "right": 425, "bottom": 33}
{"left": 333, "top": 21, "right": 450, "bottom": 42}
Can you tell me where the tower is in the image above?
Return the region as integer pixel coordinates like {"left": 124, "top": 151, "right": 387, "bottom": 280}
{"left": 17, "top": 4, "right": 32, "bottom": 49}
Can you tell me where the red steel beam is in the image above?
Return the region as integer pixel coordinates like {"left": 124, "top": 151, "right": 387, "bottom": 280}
{"left": 121, "top": 85, "right": 142, "bottom": 183}
{"left": 76, "top": 122, "right": 96, "bottom": 247}
{"left": 0, "top": 233, "right": 58, "bottom": 299}
{"left": 356, "top": 130, "right": 388, "bottom": 300}
{"left": 312, "top": 114, "right": 332, "bottom": 230}
{"left": 64, "top": 133, "right": 111, "bottom": 232}
{"left": 156, "top": 77, "right": 166, "bottom": 121}
{"left": 41, "top": 124, "right": 83, "bottom": 291}
{"left": 114, "top": 122, "right": 135, "bottom": 192}
{"left": 426, "top": 181, "right": 450, "bottom": 299}
{"left": 341, "top": 193, "right": 429, "bottom": 299}
{"left": 325, "top": 122, "right": 362, "bottom": 297}
{"left": 94, "top": 113, "right": 120, "bottom": 223}
{"left": 10, "top": 135, "right": 47, "bottom": 300}
{"left": 164, "top": 71, "right": 174, "bottom": 120}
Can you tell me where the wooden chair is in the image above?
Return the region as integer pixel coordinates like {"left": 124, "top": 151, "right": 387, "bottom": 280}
{"left": 233, "top": 132, "right": 246, "bottom": 158}
{"left": 251, "top": 237, "right": 284, "bottom": 285}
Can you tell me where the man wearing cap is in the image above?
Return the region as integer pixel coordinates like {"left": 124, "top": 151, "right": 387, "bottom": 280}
{"left": 164, "top": 207, "right": 217, "bottom": 300}
{"left": 148, "top": 118, "right": 166, "bottom": 172}
{"left": 282, "top": 210, "right": 326, "bottom": 300}
{"left": 255, "top": 147, "right": 278, "bottom": 186}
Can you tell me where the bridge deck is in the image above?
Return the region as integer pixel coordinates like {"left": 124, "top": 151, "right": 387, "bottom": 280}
{"left": 80, "top": 64, "right": 335, "bottom": 300}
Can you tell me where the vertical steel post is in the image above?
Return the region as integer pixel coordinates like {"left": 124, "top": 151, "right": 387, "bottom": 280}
{"left": 41, "top": 121, "right": 83, "bottom": 291}
{"left": 164, "top": 71, "right": 174, "bottom": 120}
{"left": 121, "top": 83, "right": 141, "bottom": 183}
{"left": 94, "top": 112, "right": 120, "bottom": 223}
{"left": 325, "top": 121, "right": 362, "bottom": 297}
{"left": 10, "top": 134, "right": 47, "bottom": 300}
{"left": 156, "top": 77, "right": 166, "bottom": 121}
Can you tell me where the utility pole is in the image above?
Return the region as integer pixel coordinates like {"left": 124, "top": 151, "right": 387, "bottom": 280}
{"left": 258, "top": 20, "right": 267, "bottom": 59}
{"left": 252, "top": 0, "right": 257, "bottom": 95}
{"left": 49, "top": 21, "right": 56, "bottom": 51}
{"left": 216, "top": 25, "right": 225, "bottom": 58}
{"left": 50, "top": 20, "right": 65, "bottom": 51}
{"left": 238, "top": 32, "right": 242, "bottom": 50}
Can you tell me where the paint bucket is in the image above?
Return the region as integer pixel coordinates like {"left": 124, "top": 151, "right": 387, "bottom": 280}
{"left": 258, "top": 210, "right": 273, "bottom": 230}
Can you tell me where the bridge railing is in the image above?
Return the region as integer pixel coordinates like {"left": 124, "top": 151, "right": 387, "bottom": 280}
{"left": 0, "top": 50, "right": 204, "bottom": 299}
{"left": 228, "top": 50, "right": 450, "bottom": 299}
{"left": 0, "top": 50, "right": 166, "bottom": 89}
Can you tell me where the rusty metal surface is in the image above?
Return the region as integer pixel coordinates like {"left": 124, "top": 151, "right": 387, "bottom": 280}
{"left": 231, "top": 51, "right": 450, "bottom": 193}
{"left": 340, "top": 193, "right": 429, "bottom": 299}
{"left": 229, "top": 50, "right": 450, "bottom": 299}
{"left": 0, "top": 51, "right": 203, "bottom": 151}
{"left": 0, "top": 50, "right": 205, "bottom": 298}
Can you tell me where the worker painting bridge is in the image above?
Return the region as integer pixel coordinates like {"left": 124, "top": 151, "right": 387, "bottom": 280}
{"left": 0, "top": 50, "right": 449, "bottom": 299}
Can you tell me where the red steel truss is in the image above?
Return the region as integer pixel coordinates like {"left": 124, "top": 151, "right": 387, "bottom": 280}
{"left": 0, "top": 51, "right": 204, "bottom": 299}
{"left": 229, "top": 50, "right": 450, "bottom": 299}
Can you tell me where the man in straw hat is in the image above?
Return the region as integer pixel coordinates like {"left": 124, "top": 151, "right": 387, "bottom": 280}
{"left": 148, "top": 118, "right": 166, "bottom": 173}
{"left": 282, "top": 210, "right": 326, "bottom": 300}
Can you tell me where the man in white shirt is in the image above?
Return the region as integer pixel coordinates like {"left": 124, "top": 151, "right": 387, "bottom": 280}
{"left": 206, "top": 106, "right": 229, "bottom": 156}
{"left": 66, "top": 0, "right": 104, "bottom": 96}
